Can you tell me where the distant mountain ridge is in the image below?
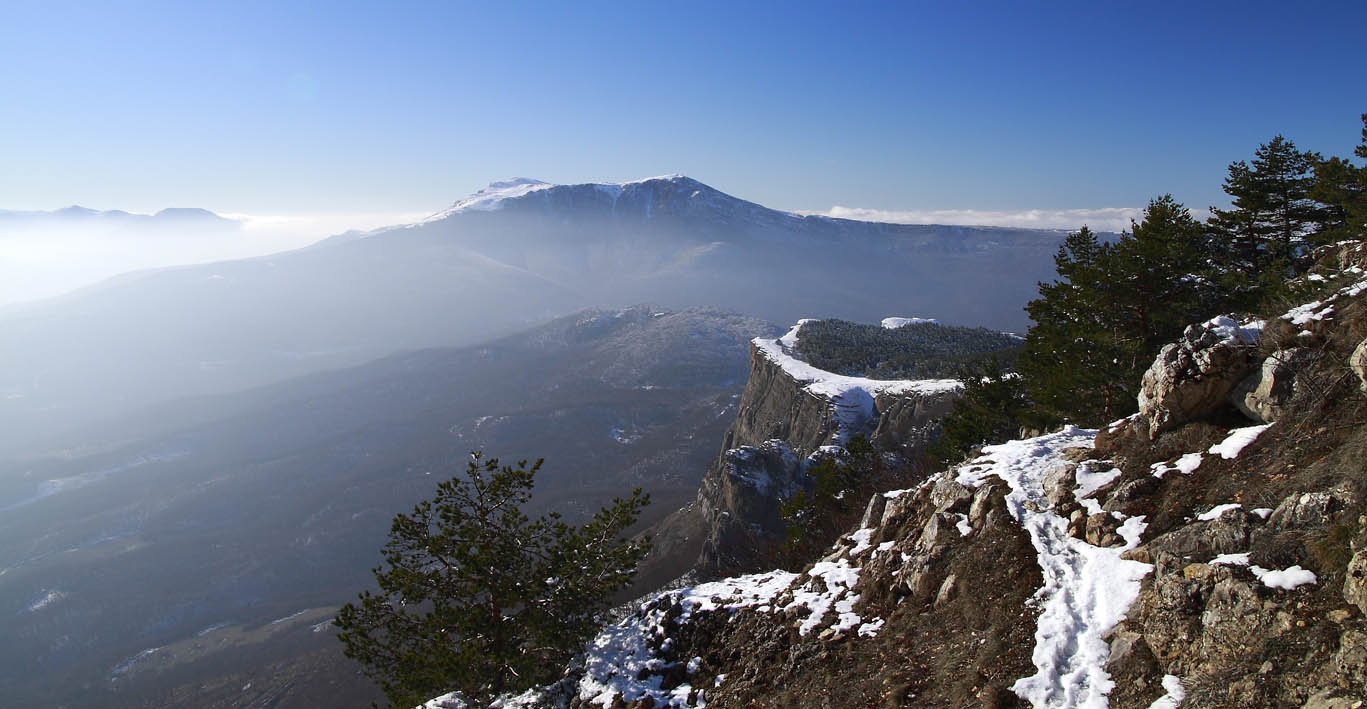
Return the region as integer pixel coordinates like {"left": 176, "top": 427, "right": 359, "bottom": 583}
{"left": 0, "top": 175, "right": 1073, "bottom": 451}
{"left": 0, "top": 205, "right": 238, "bottom": 228}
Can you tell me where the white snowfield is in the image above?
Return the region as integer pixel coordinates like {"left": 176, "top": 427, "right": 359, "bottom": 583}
{"left": 880, "top": 316, "right": 939, "bottom": 329}
{"left": 956, "top": 427, "right": 1153, "bottom": 709}
{"left": 754, "top": 321, "right": 961, "bottom": 443}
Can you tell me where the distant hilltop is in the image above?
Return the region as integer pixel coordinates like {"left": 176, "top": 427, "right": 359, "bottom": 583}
{"left": 0, "top": 205, "right": 239, "bottom": 229}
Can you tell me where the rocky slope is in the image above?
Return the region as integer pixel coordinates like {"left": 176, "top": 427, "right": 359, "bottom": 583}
{"left": 479, "top": 241, "right": 1367, "bottom": 708}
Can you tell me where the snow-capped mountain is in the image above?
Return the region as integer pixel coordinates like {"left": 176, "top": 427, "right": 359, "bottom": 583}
{"left": 0, "top": 176, "right": 1070, "bottom": 450}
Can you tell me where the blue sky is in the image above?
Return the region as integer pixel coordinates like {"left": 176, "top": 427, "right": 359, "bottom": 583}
{"left": 2, "top": 0, "right": 1365, "bottom": 225}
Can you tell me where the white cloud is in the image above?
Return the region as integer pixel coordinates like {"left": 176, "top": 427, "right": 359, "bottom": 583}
{"left": 799, "top": 205, "right": 1212, "bottom": 233}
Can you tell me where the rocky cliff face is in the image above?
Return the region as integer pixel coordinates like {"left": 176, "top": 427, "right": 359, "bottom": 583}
{"left": 640, "top": 328, "right": 961, "bottom": 585}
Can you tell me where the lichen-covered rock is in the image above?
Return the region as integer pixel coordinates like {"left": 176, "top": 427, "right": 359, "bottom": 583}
{"left": 1146, "top": 510, "right": 1254, "bottom": 567}
{"left": 1268, "top": 487, "right": 1357, "bottom": 530}
{"left": 1042, "top": 460, "right": 1079, "bottom": 510}
{"left": 1137, "top": 316, "right": 1261, "bottom": 439}
{"left": 1346, "top": 548, "right": 1367, "bottom": 615}
{"left": 1331, "top": 629, "right": 1367, "bottom": 696}
{"left": 1351, "top": 337, "right": 1367, "bottom": 394}
{"left": 1230, "top": 347, "right": 1316, "bottom": 423}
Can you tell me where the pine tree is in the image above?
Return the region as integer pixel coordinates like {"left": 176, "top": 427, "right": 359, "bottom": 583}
{"left": 1020, "top": 198, "right": 1213, "bottom": 425}
{"left": 1311, "top": 114, "right": 1367, "bottom": 242}
{"left": 1206, "top": 160, "right": 1268, "bottom": 271}
{"left": 1209, "top": 135, "right": 1326, "bottom": 267}
{"left": 1019, "top": 226, "right": 1136, "bottom": 423}
{"left": 334, "top": 453, "right": 650, "bottom": 707}
{"left": 1110, "top": 194, "right": 1210, "bottom": 352}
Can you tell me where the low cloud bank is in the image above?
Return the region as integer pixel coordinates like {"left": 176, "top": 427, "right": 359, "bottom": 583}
{"left": 0, "top": 209, "right": 423, "bottom": 306}
{"left": 801, "top": 205, "right": 1211, "bottom": 233}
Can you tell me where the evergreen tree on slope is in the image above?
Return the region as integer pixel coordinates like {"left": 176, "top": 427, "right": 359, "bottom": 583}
{"left": 1312, "top": 114, "right": 1367, "bottom": 242}
{"left": 334, "top": 454, "right": 650, "bottom": 707}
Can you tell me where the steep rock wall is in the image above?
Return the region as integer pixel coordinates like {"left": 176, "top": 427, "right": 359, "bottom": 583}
{"left": 693, "top": 339, "right": 960, "bottom": 576}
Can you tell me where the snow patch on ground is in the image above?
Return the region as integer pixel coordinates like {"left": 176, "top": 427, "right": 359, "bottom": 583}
{"left": 857, "top": 617, "right": 885, "bottom": 637}
{"left": 1148, "top": 674, "right": 1186, "bottom": 709}
{"left": 1150, "top": 452, "right": 1203, "bottom": 479}
{"left": 1208, "top": 553, "right": 1317, "bottom": 590}
{"left": 1207, "top": 424, "right": 1271, "bottom": 459}
{"left": 1202, "top": 315, "right": 1264, "bottom": 346}
{"left": 1074, "top": 460, "right": 1122, "bottom": 500}
{"left": 778, "top": 318, "right": 817, "bottom": 349}
{"left": 424, "top": 686, "right": 557, "bottom": 709}
{"left": 1251, "top": 565, "right": 1317, "bottom": 590}
{"left": 955, "top": 427, "right": 1152, "bottom": 708}
{"left": 1196, "top": 503, "right": 1241, "bottom": 521}
{"left": 849, "top": 528, "right": 876, "bottom": 556}
{"left": 1284, "top": 300, "right": 1333, "bottom": 325}
{"left": 1281, "top": 275, "right": 1367, "bottom": 324}
{"left": 577, "top": 570, "right": 798, "bottom": 707}
{"left": 788, "top": 559, "right": 863, "bottom": 636}
{"left": 1210, "top": 552, "right": 1251, "bottom": 566}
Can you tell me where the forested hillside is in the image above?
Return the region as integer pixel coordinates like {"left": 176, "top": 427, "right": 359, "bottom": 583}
{"left": 791, "top": 318, "right": 1021, "bottom": 380}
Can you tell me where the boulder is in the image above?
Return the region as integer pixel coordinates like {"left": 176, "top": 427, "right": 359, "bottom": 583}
{"left": 1267, "top": 487, "right": 1356, "bottom": 529}
{"left": 1138, "top": 316, "right": 1260, "bottom": 439}
{"left": 1042, "top": 461, "right": 1079, "bottom": 510}
{"left": 1351, "top": 337, "right": 1367, "bottom": 395}
{"left": 1230, "top": 348, "right": 1316, "bottom": 423}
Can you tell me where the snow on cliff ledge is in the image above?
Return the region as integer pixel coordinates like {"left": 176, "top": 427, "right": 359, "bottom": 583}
{"left": 880, "top": 316, "right": 939, "bottom": 329}
{"left": 755, "top": 320, "right": 960, "bottom": 443}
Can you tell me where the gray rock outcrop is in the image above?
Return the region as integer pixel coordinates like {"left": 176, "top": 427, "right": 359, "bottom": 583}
{"left": 1351, "top": 337, "right": 1367, "bottom": 394}
{"left": 1137, "top": 317, "right": 1261, "bottom": 439}
{"left": 1230, "top": 347, "right": 1315, "bottom": 423}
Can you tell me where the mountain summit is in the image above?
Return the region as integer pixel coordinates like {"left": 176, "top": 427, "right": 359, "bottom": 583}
{"left": 427, "top": 174, "right": 768, "bottom": 224}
